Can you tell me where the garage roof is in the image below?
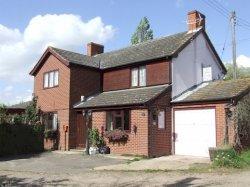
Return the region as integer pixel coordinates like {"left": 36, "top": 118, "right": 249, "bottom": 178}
{"left": 173, "top": 78, "right": 250, "bottom": 103}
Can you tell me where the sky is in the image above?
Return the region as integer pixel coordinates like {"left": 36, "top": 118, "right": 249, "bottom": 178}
{"left": 0, "top": 0, "right": 250, "bottom": 105}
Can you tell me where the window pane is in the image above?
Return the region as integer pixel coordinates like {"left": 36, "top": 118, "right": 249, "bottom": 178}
{"left": 52, "top": 114, "right": 58, "bottom": 130}
{"left": 158, "top": 110, "right": 165, "bottom": 129}
{"left": 131, "top": 68, "right": 138, "bottom": 87}
{"left": 115, "top": 116, "right": 122, "bottom": 129}
{"left": 49, "top": 72, "right": 54, "bottom": 87}
{"left": 54, "top": 71, "right": 59, "bottom": 86}
{"left": 139, "top": 66, "right": 146, "bottom": 86}
{"left": 203, "top": 66, "right": 212, "bottom": 82}
{"left": 106, "top": 112, "right": 113, "bottom": 131}
{"left": 44, "top": 73, "right": 49, "bottom": 88}
{"left": 124, "top": 110, "right": 130, "bottom": 130}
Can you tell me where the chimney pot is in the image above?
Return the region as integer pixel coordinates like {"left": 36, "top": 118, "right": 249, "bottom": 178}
{"left": 87, "top": 42, "right": 104, "bottom": 56}
{"left": 81, "top": 96, "right": 85, "bottom": 102}
{"left": 187, "top": 10, "right": 205, "bottom": 32}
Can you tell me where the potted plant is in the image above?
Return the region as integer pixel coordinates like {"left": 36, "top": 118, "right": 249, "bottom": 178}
{"left": 89, "top": 128, "right": 107, "bottom": 155}
{"left": 104, "top": 129, "right": 128, "bottom": 142}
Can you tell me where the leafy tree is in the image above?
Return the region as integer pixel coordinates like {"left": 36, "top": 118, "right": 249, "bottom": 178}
{"left": 25, "top": 97, "right": 40, "bottom": 124}
{"left": 224, "top": 63, "right": 250, "bottom": 80}
{"left": 131, "top": 17, "right": 153, "bottom": 45}
{"left": 0, "top": 104, "right": 7, "bottom": 124}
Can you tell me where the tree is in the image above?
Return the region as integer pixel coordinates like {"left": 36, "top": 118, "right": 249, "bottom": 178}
{"left": 224, "top": 63, "right": 250, "bottom": 80}
{"left": 131, "top": 17, "right": 153, "bottom": 45}
{"left": 0, "top": 104, "right": 7, "bottom": 124}
{"left": 25, "top": 97, "right": 40, "bottom": 124}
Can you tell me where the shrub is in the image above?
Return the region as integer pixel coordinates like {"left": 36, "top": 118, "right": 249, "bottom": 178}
{"left": 213, "top": 148, "right": 245, "bottom": 168}
{"left": 44, "top": 129, "right": 58, "bottom": 139}
{"left": 89, "top": 128, "right": 105, "bottom": 148}
{"left": 0, "top": 123, "right": 44, "bottom": 156}
{"left": 104, "top": 129, "right": 128, "bottom": 142}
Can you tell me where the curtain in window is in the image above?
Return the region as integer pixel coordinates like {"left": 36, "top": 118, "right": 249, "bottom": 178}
{"left": 139, "top": 66, "right": 146, "bottom": 86}
{"left": 158, "top": 110, "right": 165, "bottom": 129}
{"left": 54, "top": 71, "right": 59, "bottom": 86}
{"left": 52, "top": 114, "right": 58, "bottom": 130}
{"left": 44, "top": 73, "right": 49, "bottom": 88}
{"left": 131, "top": 68, "right": 138, "bottom": 87}
{"left": 49, "top": 72, "right": 54, "bottom": 87}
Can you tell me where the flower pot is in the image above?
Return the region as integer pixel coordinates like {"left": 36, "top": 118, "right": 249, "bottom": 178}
{"left": 89, "top": 147, "right": 99, "bottom": 155}
{"left": 99, "top": 146, "right": 110, "bottom": 154}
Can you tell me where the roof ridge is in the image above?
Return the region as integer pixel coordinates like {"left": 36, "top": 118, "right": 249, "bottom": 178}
{"left": 94, "top": 31, "right": 189, "bottom": 57}
{"left": 50, "top": 46, "right": 89, "bottom": 57}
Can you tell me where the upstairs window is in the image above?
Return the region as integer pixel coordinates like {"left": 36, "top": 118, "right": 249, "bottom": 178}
{"left": 202, "top": 66, "right": 212, "bottom": 82}
{"left": 131, "top": 66, "right": 146, "bottom": 87}
{"left": 44, "top": 70, "right": 59, "bottom": 88}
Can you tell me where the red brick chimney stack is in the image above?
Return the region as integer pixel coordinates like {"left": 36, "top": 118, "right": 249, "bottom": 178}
{"left": 87, "top": 42, "right": 104, "bottom": 56}
{"left": 187, "top": 10, "right": 206, "bottom": 32}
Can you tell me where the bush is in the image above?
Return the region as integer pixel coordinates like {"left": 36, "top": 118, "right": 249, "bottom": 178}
{"left": 0, "top": 123, "right": 44, "bottom": 157}
{"left": 213, "top": 148, "right": 245, "bottom": 168}
{"left": 104, "top": 129, "right": 128, "bottom": 142}
{"left": 44, "top": 129, "right": 58, "bottom": 139}
{"left": 89, "top": 128, "right": 105, "bottom": 147}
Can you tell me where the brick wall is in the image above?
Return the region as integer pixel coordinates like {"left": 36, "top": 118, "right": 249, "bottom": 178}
{"left": 69, "top": 65, "right": 101, "bottom": 148}
{"left": 146, "top": 60, "right": 171, "bottom": 86}
{"left": 34, "top": 54, "right": 70, "bottom": 150}
{"left": 92, "top": 109, "right": 149, "bottom": 156}
{"left": 173, "top": 102, "right": 235, "bottom": 147}
{"left": 103, "top": 60, "right": 171, "bottom": 91}
{"left": 148, "top": 91, "right": 172, "bottom": 157}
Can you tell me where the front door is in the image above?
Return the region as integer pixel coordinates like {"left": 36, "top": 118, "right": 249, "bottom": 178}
{"left": 76, "top": 112, "right": 86, "bottom": 148}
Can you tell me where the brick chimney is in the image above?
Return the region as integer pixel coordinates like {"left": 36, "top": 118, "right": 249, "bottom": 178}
{"left": 187, "top": 10, "right": 205, "bottom": 32}
{"left": 87, "top": 42, "right": 104, "bottom": 56}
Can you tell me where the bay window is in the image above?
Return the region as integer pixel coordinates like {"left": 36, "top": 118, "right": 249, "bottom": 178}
{"left": 131, "top": 66, "right": 146, "bottom": 87}
{"left": 44, "top": 70, "right": 59, "bottom": 88}
{"left": 106, "top": 110, "right": 130, "bottom": 131}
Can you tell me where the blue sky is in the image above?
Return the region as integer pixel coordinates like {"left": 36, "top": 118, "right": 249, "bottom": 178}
{"left": 0, "top": 0, "right": 250, "bottom": 105}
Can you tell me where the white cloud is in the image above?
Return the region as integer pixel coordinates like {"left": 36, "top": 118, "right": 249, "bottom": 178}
{"left": 0, "top": 14, "right": 115, "bottom": 104}
{"left": 236, "top": 55, "right": 250, "bottom": 68}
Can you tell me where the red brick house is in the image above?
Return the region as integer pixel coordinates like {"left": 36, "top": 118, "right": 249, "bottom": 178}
{"left": 30, "top": 10, "right": 250, "bottom": 157}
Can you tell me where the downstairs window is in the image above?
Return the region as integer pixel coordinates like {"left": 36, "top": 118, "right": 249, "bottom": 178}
{"left": 106, "top": 110, "right": 130, "bottom": 131}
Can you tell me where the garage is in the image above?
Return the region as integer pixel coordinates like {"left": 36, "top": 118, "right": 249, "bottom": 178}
{"left": 174, "top": 108, "right": 216, "bottom": 157}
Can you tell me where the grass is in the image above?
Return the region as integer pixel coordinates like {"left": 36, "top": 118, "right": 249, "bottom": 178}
{"left": 126, "top": 156, "right": 149, "bottom": 164}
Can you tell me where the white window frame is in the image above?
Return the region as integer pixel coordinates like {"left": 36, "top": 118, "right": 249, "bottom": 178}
{"left": 131, "top": 66, "right": 146, "bottom": 87}
{"left": 139, "top": 66, "right": 146, "bottom": 86}
{"left": 202, "top": 66, "right": 212, "bottom": 82}
{"left": 158, "top": 110, "right": 165, "bottom": 129}
{"left": 52, "top": 113, "right": 58, "bottom": 130}
{"left": 44, "top": 70, "right": 59, "bottom": 88}
{"left": 44, "top": 73, "right": 49, "bottom": 88}
{"left": 131, "top": 68, "right": 139, "bottom": 87}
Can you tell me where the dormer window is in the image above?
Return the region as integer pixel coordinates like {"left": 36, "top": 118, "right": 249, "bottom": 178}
{"left": 202, "top": 66, "right": 212, "bottom": 82}
{"left": 131, "top": 66, "right": 146, "bottom": 87}
{"left": 44, "top": 70, "right": 59, "bottom": 88}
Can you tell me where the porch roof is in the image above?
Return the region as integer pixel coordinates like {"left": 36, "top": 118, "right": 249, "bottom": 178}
{"left": 74, "top": 84, "right": 170, "bottom": 109}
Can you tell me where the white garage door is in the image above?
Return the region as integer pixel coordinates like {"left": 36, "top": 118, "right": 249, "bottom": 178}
{"left": 174, "top": 109, "right": 216, "bottom": 157}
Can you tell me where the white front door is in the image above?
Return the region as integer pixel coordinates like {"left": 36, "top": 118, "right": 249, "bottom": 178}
{"left": 174, "top": 108, "right": 216, "bottom": 157}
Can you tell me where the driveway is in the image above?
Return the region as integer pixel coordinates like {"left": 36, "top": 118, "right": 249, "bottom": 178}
{"left": 0, "top": 152, "right": 249, "bottom": 186}
{"left": 0, "top": 151, "right": 127, "bottom": 174}
{"left": 95, "top": 155, "right": 210, "bottom": 171}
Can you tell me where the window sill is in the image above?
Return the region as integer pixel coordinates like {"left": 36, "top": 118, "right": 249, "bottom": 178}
{"left": 43, "top": 85, "right": 59, "bottom": 90}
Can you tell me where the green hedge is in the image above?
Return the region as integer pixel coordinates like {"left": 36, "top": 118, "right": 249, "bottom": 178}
{"left": 0, "top": 123, "right": 44, "bottom": 157}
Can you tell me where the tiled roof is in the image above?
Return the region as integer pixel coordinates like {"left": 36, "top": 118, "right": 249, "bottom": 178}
{"left": 51, "top": 31, "right": 198, "bottom": 70}
{"left": 50, "top": 47, "right": 100, "bottom": 68}
{"left": 173, "top": 78, "right": 250, "bottom": 103}
{"left": 74, "top": 84, "right": 170, "bottom": 109}
{"left": 7, "top": 101, "right": 32, "bottom": 109}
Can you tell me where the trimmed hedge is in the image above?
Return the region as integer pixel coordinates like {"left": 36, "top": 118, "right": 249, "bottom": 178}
{"left": 0, "top": 123, "right": 44, "bottom": 156}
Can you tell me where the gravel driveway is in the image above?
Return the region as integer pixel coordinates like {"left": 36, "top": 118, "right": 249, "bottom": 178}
{"left": 0, "top": 152, "right": 250, "bottom": 186}
{"left": 0, "top": 151, "right": 126, "bottom": 174}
